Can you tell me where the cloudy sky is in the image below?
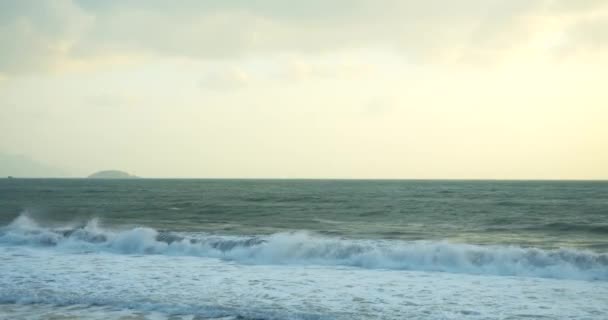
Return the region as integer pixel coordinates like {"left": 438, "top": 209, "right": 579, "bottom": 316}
{"left": 0, "top": 0, "right": 607, "bottom": 179}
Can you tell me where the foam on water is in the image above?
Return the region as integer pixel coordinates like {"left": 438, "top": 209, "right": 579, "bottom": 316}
{"left": 1, "top": 214, "right": 607, "bottom": 281}
{"left": 1, "top": 244, "right": 607, "bottom": 320}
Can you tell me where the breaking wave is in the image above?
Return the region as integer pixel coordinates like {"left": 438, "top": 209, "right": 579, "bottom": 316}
{"left": 1, "top": 215, "right": 607, "bottom": 280}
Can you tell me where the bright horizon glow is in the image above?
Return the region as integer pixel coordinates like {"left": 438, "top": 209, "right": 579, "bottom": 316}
{"left": 1, "top": 1, "right": 607, "bottom": 179}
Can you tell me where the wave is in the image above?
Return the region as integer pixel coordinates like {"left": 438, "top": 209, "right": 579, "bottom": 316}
{"left": 1, "top": 215, "right": 607, "bottom": 280}
{"left": 0, "top": 298, "right": 326, "bottom": 320}
{"left": 0, "top": 295, "right": 330, "bottom": 320}
{"left": 485, "top": 222, "right": 608, "bottom": 234}
{"left": 535, "top": 222, "right": 608, "bottom": 234}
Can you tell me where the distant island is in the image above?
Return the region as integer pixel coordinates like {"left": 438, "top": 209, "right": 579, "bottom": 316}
{"left": 88, "top": 170, "right": 139, "bottom": 179}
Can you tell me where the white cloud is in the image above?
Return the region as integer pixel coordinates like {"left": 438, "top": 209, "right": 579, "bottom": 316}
{"left": 1, "top": 0, "right": 608, "bottom": 75}
{"left": 86, "top": 93, "right": 140, "bottom": 108}
{"left": 0, "top": 0, "right": 93, "bottom": 74}
{"left": 199, "top": 67, "right": 251, "bottom": 91}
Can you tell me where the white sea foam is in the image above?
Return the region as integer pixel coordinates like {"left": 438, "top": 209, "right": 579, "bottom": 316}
{"left": 1, "top": 214, "right": 607, "bottom": 280}
{"left": 1, "top": 245, "right": 607, "bottom": 320}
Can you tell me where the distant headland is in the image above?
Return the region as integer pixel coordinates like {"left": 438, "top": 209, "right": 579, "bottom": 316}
{"left": 88, "top": 170, "right": 139, "bottom": 179}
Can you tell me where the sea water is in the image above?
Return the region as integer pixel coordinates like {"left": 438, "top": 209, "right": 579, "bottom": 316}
{"left": 1, "top": 179, "right": 607, "bottom": 319}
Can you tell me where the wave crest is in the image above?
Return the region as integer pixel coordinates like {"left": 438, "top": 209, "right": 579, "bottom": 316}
{"left": 1, "top": 215, "right": 607, "bottom": 280}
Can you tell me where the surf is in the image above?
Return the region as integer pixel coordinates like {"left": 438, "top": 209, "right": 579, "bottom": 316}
{"left": 1, "top": 214, "right": 607, "bottom": 281}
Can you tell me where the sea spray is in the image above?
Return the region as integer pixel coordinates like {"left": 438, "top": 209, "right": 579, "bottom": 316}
{"left": 1, "top": 215, "right": 607, "bottom": 280}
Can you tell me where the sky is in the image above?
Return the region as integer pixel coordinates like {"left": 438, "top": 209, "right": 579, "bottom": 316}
{"left": 0, "top": 0, "right": 607, "bottom": 179}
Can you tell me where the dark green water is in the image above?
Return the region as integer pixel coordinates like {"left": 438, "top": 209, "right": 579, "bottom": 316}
{"left": 1, "top": 179, "right": 607, "bottom": 250}
{"left": 2, "top": 179, "right": 608, "bottom": 319}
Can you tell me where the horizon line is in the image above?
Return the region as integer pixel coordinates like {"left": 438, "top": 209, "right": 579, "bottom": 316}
{"left": 3, "top": 177, "right": 608, "bottom": 182}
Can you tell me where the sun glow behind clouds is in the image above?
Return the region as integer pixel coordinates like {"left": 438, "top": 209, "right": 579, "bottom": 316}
{"left": 0, "top": 0, "right": 607, "bottom": 179}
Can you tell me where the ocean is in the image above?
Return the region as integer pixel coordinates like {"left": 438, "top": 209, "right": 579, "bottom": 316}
{"left": 1, "top": 179, "right": 607, "bottom": 319}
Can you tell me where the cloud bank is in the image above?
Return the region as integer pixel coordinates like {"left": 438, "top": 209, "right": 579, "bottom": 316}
{"left": 2, "top": 0, "right": 608, "bottom": 74}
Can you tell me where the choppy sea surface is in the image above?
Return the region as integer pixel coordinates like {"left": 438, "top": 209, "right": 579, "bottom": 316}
{"left": 1, "top": 179, "right": 607, "bottom": 319}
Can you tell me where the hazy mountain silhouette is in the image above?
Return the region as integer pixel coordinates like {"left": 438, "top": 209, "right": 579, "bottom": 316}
{"left": 0, "top": 153, "right": 69, "bottom": 177}
{"left": 88, "top": 170, "right": 138, "bottom": 179}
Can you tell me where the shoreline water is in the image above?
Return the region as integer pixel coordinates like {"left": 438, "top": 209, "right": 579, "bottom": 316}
{"left": 2, "top": 179, "right": 607, "bottom": 319}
